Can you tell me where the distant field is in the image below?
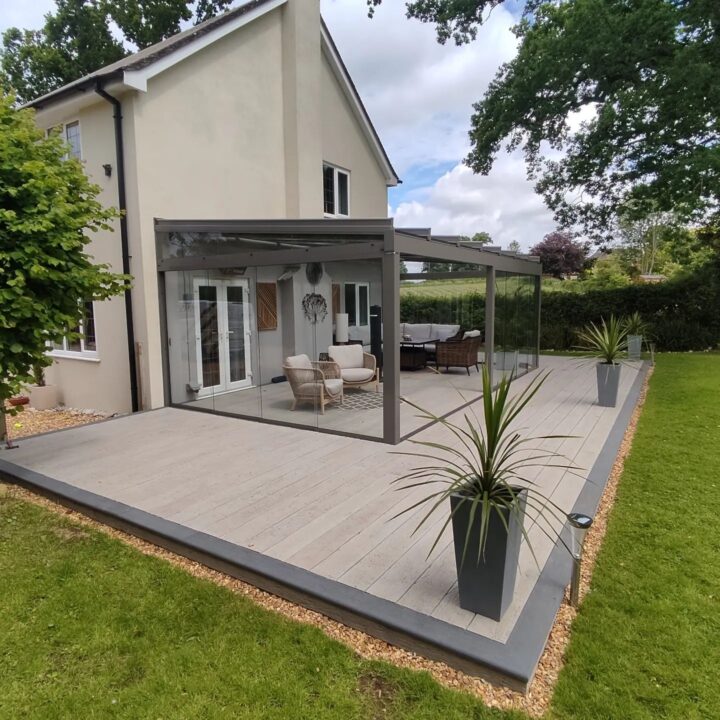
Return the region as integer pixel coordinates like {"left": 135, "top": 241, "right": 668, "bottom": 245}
{"left": 400, "top": 277, "right": 569, "bottom": 298}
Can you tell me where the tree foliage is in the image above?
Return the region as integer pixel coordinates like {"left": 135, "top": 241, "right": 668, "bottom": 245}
{"left": 0, "top": 0, "right": 234, "bottom": 104}
{"left": 0, "top": 92, "right": 127, "bottom": 439}
{"left": 373, "top": 0, "right": 720, "bottom": 240}
{"left": 530, "top": 231, "right": 588, "bottom": 278}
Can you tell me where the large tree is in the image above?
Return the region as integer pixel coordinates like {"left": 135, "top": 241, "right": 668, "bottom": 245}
{"left": 1, "top": 0, "right": 233, "bottom": 104}
{"left": 371, "top": 0, "right": 720, "bottom": 240}
{"left": 530, "top": 231, "right": 588, "bottom": 278}
{"left": 0, "top": 92, "right": 128, "bottom": 444}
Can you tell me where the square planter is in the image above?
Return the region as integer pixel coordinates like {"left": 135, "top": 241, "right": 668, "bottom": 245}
{"left": 627, "top": 334, "right": 642, "bottom": 359}
{"left": 596, "top": 363, "right": 621, "bottom": 407}
{"left": 495, "top": 350, "right": 519, "bottom": 373}
{"left": 28, "top": 384, "right": 60, "bottom": 410}
{"left": 450, "top": 489, "right": 526, "bottom": 621}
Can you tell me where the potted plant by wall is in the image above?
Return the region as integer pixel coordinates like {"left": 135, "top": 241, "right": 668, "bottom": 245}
{"left": 624, "top": 311, "right": 648, "bottom": 360}
{"left": 27, "top": 364, "right": 59, "bottom": 410}
{"left": 577, "top": 315, "right": 628, "bottom": 408}
{"left": 393, "top": 368, "right": 577, "bottom": 621}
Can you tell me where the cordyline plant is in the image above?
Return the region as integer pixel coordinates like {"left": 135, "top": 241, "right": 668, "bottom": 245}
{"left": 576, "top": 315, "right": 628, "bottom": 364}
{"left": 0, "top": 90, "right": 129, "bottom": 446}
{"left": 624, "top": 311, "right": 649, "bottom": 338}
{"left": 393, "top": 367, "right": 580, "bottom": 567}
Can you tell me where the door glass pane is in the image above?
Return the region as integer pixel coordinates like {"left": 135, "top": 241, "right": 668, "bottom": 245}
{"left": 358, "top": 284, "right": 369, "bottom": 326}
{"left": 226, "top": 285, "right": 247, "bottom": 384}
{"left": 338, "top": 171, "right": 349, "bottom": 215}
{"left": 198, "top": 285, "right": 221, "bottom": 388}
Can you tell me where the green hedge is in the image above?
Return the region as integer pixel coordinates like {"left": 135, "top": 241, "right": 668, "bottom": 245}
{"left": 399, "top": 263, "right": 720, "bottom": 351}
{"left": 542, "top": 262, "right": 720, "bottom": 351}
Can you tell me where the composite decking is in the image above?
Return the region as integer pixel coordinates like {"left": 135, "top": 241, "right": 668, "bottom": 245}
{"left": 0, "top": 356, "right": 647, "bottom": 689}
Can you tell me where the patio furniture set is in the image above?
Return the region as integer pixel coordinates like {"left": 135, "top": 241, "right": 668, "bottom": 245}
{"left": 283, "top": 344, "right": 379, "bottom": 413}
{"left": 283, "top": 324, "right": 484, "bottom": 413}
{"left": 400, "top": 322, "right": 484, "bottom": 373}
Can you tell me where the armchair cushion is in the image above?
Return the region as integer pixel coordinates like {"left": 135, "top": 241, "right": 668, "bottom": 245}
{"left": 285, "top": 354, "right": 313, "bottom": 369}
{"left": 328, "top": 344, "right": 364, "bottom": 369}
{"left": 296, "top": 378, "right": 343, "bottom": 397}
{"left": 341, "top": 367, "right": 375, "bottom": 383}
{"left": 463, "top": 329, "right": 482, "bottom": 339}
{"left": 433, "top": 324, "right": 461, "bottom": 341}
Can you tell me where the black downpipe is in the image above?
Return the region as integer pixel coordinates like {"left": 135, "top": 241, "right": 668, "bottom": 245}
{"left": 95, "top": 83, "right": 140, "bottom": 413}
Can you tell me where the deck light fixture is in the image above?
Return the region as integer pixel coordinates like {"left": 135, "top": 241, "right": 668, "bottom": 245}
{"left": 567, "top": 512, "right": 593, "bottom": 608}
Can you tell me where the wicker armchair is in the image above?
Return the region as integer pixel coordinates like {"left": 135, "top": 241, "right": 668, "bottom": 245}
{"left": 435, "top": 337, "right": 483, "bottom": 375}
{"left": 328, "top": 345, "right": 379, "bottom": 392}
{"left": 283, "top": 354, "right": 343, "bottom": 413}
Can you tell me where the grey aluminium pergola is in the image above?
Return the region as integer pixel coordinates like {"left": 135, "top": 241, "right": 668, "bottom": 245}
{"left": 154, "top": 217, "right": 542, "bottom": 444}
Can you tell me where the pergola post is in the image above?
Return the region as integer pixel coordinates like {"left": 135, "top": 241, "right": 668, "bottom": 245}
{"left": 382, "top": 229, "right": 400, "bottom": 444}
{"left": 484, "top": 265, "right": 496, "bottom": 389}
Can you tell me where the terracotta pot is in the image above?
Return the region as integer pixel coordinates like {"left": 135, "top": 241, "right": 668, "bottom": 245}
{"left": 8, "top": 396, "right": 30, "bottom": 407}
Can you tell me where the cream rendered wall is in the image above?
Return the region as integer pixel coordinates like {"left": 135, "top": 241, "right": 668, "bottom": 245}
{"left": 35, "top": 99, "right": 133, "bottom": 414}
{"left": 320, "top": 52, "right": 388, "bottom": 217}
{"left": 129, "top": 8, "right": 288, "bottom": 409}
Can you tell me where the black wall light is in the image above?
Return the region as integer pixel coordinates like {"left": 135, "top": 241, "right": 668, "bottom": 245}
{"left": 102, "top": 163, "right": 112, "bottom": 177}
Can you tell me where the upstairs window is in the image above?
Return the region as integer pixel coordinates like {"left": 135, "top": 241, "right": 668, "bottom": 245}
{"left": 48, "top": 121, "right": 82, "bottom": 160}
{"left": 323, "top": 163, "right": 350, "bottom": 217}
{"left": 52, "top": 301, "right": 98, "bottom": 358}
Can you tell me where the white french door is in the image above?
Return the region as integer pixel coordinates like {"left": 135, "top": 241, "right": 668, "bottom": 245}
{"left": 193, "top": 278, "right": 252, "bottom": 397}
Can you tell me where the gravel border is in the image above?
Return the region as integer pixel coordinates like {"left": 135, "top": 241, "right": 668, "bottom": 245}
{"left": 1, "top": 366, "right": 653, "bottom": 715}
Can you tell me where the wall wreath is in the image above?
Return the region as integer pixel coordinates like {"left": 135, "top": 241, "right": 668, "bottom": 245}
{"left": 302, "top": 292, "right": 328, "bottom": 324}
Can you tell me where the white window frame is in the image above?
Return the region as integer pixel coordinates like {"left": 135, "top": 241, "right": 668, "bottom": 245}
{"left": 343, "top": 282, "right": 370, "bottom": 328}
{"left": 323, "top": 163, "right": 350, "bottom": 218}
{"left": 47, "top": 119, "right": 83, "bottom": 161}
{"left": 49, "top": 301, "right": 99, "bottom": 361}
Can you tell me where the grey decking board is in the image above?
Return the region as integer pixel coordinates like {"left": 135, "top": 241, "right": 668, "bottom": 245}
{"left": 0, "top": 357, "right": 649, "bottom": 689}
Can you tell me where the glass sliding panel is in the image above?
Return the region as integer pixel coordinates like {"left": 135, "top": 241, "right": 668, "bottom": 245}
{"left": 198, "top": 284, "right": 221, "bottom": 390}
{"left": 226, "top": 284, "right": 248, "bottom": 385}
{"left": 399, "top": 256, "right": 486, "bottom": 438}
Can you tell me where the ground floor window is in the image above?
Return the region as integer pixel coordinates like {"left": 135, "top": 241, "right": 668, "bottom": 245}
{"left": 51, "top": 301, "right": 97, "bottom": 358}
{"left": 344, "top": 282, "right": 369, "bottom": 327}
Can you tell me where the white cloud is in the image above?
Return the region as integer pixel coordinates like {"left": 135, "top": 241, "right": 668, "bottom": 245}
{"left": 322, "top": 0, "right": 519, "bottom": 173}
{"left": 392, "top": 156, "right": 557, "bottom": 249}
{"left": 322, "top": 0, "right": 556, "bottom": 250}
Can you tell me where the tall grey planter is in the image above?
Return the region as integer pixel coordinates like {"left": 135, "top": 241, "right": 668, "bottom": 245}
{"left": 450, "top": 489, "right": 526, "bottom": 621}
{"left": 596, "top": 363, "right": 622, "bottom": 407}
{"left": 627, "top": 334, "right": 642, "bottom": 359}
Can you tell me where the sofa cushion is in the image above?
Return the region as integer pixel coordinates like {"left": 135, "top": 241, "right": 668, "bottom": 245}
{"left": 285, "top": 354, "right": 312, "bottom": 369}
{"left": 403, "top": 323, "right": 432, "bottom": 342}
{"left": 297, "top": 378, "right": 343, "bottom": 397}
{"left": 328, "top": 344, "right": 363, "bottom": 369}
{"left": 341, "top": 367, "right": 375, "bottom": 383}
{"left": 432, "top": 324, "right": 461, "bottom": 341}
{"left": 463, "top": 329, "right": 482, "bottom": 339}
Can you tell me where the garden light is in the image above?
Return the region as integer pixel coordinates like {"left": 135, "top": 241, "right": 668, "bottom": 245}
{"left": 567, "top": 512, "right": 593, "bottom": 608}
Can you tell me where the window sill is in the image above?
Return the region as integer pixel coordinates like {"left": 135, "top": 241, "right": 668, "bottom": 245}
{"left": 324, "top": 213, "right": 350, "bottom": 219}
{"left": 49, "top": 351, "right": 100, "bottom": 363}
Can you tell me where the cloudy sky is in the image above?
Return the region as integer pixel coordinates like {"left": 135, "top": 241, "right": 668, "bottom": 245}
{"left": 1, "top": 0, "right": 556, "bottom": 249}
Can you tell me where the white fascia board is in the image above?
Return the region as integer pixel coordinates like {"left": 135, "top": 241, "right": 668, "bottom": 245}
{"left": 123, "top": 0, "right": 287, "bottom": 93}
{"left": 320, "top": 25, "right": 399, "bottom": 187}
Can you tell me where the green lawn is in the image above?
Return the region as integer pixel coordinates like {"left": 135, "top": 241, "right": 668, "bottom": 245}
{"left": 1, "top": 354, "right": 718, "bottom": 719}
